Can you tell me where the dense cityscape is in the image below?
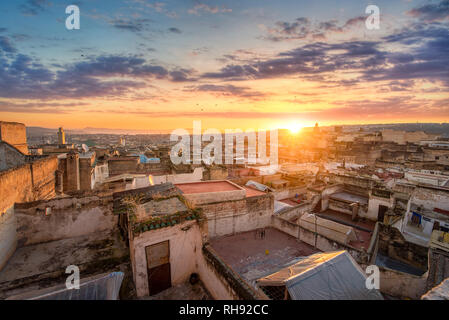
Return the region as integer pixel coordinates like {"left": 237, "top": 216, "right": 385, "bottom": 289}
{"left": 0, "top": 0, "right": 449, "bottom": 306}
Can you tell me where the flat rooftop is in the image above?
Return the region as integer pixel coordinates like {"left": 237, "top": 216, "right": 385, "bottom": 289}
{"left": 210, "top": 228, "right": 319, "bottom": 287}
{"left": 317, "top": 209, "right": 375, "bottom": 250}
{"left": 330, "top": 191, "right": 368, "bottom": 205}
{"left": 176, "top": 180, "right": 241, "bottom": 194}
{"left": 0, "top": 230, "right": 128, "bottom": 299}
{"left": 242, "top": 186, "right": 266, "bottom": 198}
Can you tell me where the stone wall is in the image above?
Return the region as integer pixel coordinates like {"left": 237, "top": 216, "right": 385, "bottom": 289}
{"left": 108, "top": 157, "right": 140, "bottom": 176}
{"left": 378, "top": 223, "right": 428, "bottom": 271}
{"left": 0, "top": 122, "right": 28, "bottom": 154}
{"left": 0, "top": 156, "right": 58, "bottom": 270}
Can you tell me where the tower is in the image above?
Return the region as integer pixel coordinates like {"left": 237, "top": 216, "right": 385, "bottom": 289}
{"left": 58, "top": 127, "right": 66, "bottom": 145}
{"left": 66, "top": 149, "right": 80, "bottom": 191}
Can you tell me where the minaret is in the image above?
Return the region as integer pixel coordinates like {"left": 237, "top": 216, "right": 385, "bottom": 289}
{"left": 58, "top": 127, "right": 66, "bottom": 145}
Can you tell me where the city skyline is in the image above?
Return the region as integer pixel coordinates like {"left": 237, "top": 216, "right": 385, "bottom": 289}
{"left": 0, "top": 0, "right": 448, "bottom": 130}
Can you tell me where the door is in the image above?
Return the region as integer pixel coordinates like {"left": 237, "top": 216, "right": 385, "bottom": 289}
{"left": 146, "top": 240, "right": 171, "bottom": 295}
{"left": 378, "top": 205, "right": 388, "bottom": 223}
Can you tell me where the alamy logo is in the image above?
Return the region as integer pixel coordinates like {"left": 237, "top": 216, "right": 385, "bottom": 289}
{"left": 365, "top": 265, "right": 380, "bottom": 290}
{"left": 365, "top": 5, "right": 380, "bottom": 30}
{"left": 66, "top": 5, "right": 80, "bottom": 30}
{"left": 170, "top": 121, "right": 278, "bottom": 166}
{"left": 65, "top": 265, "right": 80, "bottom": 289}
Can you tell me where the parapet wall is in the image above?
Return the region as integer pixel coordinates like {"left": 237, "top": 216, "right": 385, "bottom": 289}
{"left": 0, "top": 156, "right": 57, "bottom": 214}
{"left": 0, "top": 156, "right": 58, "bottom": 270}
{"left": 201, "top": 194, "right": 274, "bottom": 238}
{"left": 14, "top": 194, "right": 117, "bottom": 247}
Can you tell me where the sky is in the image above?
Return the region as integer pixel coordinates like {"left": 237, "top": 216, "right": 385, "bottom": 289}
{"left": 0, "top": 0, "right": 448, "bottom": 132}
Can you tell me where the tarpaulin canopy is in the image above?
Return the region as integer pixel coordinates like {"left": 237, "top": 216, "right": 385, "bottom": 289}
{"left": 257, "top": 251, "right": 383, "bottom": 300}
{"left": 7, "top": 272, "right": 124, "bottom": 300}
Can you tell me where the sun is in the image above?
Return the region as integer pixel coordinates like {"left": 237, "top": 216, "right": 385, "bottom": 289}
{"left": 285, "top": 122, "right": 304, "bottom": 134}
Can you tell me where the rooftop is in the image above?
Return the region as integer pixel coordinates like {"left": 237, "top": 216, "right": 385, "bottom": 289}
{"left": 316, "top": 209, "right": 375, "bottom": 250}
{"left": 330, "top": 191, "right": 369, "bottom": 205}
{"left": 0, "top": 230, "right": 128, "bottom": 299}
{"left": 210, "top": 228, "right": 319, "bottom": 288}
{"left": 176, "top": 180, "right": 241, "bottom": 194}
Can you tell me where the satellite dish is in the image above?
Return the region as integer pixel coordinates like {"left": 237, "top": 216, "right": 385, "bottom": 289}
{"left": 81, "top": 144, "right": 89, "bottom": 153}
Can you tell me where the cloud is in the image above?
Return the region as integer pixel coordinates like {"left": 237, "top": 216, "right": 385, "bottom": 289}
{"left": 19, "top": 0, "right": 52, "bottom": 16}
{"left": 203, "top": 24, "right": 449, "bottom": 89}
{"left": 0, "top": 51, "right": 196, "bottom": 99}
{"left": 203, "top": 40, "right": 386, "bottom": 81}
{"left": 168, "top": 27, "right": 182, "bottom": 34}
{"left": 0, "top": 101, "right": 89, "bottom": 113}
{"left": 186, "top": 84, "right": 265, "bottom": 98}
{"left": 260, "top": 16, "right": 365, "bottom": 42}
{"left": 111, "top": 18, "right": 152, "bottom": 32}
{"left": 100, "top": 95, "right": 449, "bottom": 121}
{"left": 0, "top": 36, "right": 17, "bottom": 53}
{"left": 407, "top": 0, "right": 449, "bottom": 22}
{"left": 188, "top": 2, "right": 232, "bottom": 15}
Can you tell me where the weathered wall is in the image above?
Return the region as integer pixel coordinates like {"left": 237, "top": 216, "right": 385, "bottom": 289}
{"left": 201, "top": 194, "right": 274, "bottom": 238}
{"left": 108, "top": 157, "right": 140, "bottom": 176}
{"left": 367, "top": 193, "right": 393, "bottom": 221}
{"left": 0, "top": 122, "right": 28, "bottom": 154}
{"left": 0, "top": 207, "right": 16, "bottom": 271}
{"left": 199, "top": 245, "right": 263, "bottom": 300}
{"left": 378, "top": 224, "right": 428, "bottom": 271}
{"left": 14, "top": 195, "right": 117, "bottom": 247}
{"left": 130, "top": 220, "right": 205, "bottom": 297}
{"left": 320, "top": 184, "right": 344, "bottom": 211}
{"left": 0, "top": 142, "right": 27, "bottom": 171}
{"left": 0, "top": 157, "right": 57, "bottom": 213}
{"left": 0, "top": 156, "right": 57, "bottom": 270}
{"left": 272, "top": 185, "right": 308, "bottom": 201}
{"left": 411, "top": 186, "right": 449, "bottom": 211}
{"left": 377, "top": 266, "right": 427, "bottom": 299}
{"left": 79, "top": 157, "right": 94, "bottom": 191}
{"left": 148, "top": 168, "right": 203, "bottom": 186}
{"left": 271, "top": 215, "right": 370, "bottom": 264}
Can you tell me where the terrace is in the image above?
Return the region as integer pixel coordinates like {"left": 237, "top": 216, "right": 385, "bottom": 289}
{"left": 209, "top": 228, "right": 319, "bottom": 288}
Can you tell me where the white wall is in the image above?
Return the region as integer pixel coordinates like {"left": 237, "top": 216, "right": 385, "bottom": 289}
{"left": 130, "top": 221, "right": 204, "bottom": 297}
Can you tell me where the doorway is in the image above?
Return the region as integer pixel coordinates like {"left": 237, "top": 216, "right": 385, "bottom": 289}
{"left": 378, "top": 205, "right": 388, "bottom": 223}
{"left": 145, "top": 240, "right": 171, "bottom": 295}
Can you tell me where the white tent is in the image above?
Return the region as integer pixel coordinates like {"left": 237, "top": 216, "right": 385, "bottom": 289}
{"left": 257, "top": 251, "right": 383, "bottom": 300}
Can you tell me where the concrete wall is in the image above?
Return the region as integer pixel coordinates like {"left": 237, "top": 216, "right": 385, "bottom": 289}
{"left": 14, "top": 195, "right": 117, "bottom": 247}
{"left": 129, "top": 217, "right": 261, "bottom": 299}
{"left": 367, "top": 193, "right": 393, "bottom": 222}
{"left": 320, "top": 184, "right": 344, "bottom": 211}
{"left": 201, "top": 194, "right": 274, "bottom": 238}
{"left": 130, "top": 220, "right": 206, "bottom": 297}
{"left": 148, "top": 168, "right": 203, "bottom": 186}
{"left": 271, "top": 215, "right": 370, "bottom": 264}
